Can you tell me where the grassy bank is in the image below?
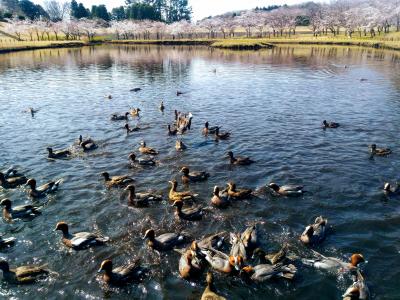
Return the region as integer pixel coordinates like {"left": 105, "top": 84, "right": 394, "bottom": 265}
{"left": 0, "top": 40, "right": 89, "bottom": 54}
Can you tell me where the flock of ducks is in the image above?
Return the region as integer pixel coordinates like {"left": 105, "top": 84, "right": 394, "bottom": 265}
{"left": 2, "top": 96, "right": 395, "bottom": 299}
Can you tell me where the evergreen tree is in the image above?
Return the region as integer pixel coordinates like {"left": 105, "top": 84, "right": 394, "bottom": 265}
{"left": 111, "top": 6, "right": 126, "bottom": 20}
{"left": 91, "top": 4, "right": 110, "bottom": 21}
{"left": 19, "top": 0, "right": 49, "bottom": 20}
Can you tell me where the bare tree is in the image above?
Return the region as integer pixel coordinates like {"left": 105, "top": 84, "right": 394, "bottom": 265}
{"left": 44, "top": 1, "right": 70, "bottom": 21}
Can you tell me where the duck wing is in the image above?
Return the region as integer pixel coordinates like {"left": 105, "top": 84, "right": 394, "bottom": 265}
{"left": 241, "top": 225, "right": 258, "bottom": 249}
{"left": 197, "top": 232, "right": 227, "bottom": 250}
{"left": 156, "top": 233, "right": 184, "bottom": 247}
{"left": 71, "top": 232, "right": 108, "bottom": 248}
{"left": 13, "top": 265, "right": 49, "bottom": 278}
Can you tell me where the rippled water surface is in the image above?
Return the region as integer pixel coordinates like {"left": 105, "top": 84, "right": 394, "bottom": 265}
{"left": 1, "top": 45, "right": 400, "bottom": 299}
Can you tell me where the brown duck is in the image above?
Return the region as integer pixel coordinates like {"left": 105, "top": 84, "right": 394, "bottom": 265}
{"left": 226, "top": 151, "right": 254, "bottom": 165}
{"left": 125, "top": 185, "right": 162, "bottom": 207}
{"left": 180, "top": 167, "right": 209, "bottom": 184}
{"left": 210, "top": 186, "right": 230, "bottom": 208}
{"left": 214, "top": 127, "right": 230, "bottom": 140}
{"left": 0, "top": 260, "right": 50, "bottom": 284}
{"left": 0, "top": 172, "right": 27, "bottom": 189}
{"left": 172, "top": 200, "right": 203, "bottom": 221}
{"left": 1, "top": 198, "right": 41, "bottom": 222}
{"left": 225, "top": 182, "right": 252, "bottom": 199}
{"left": 139, "top": 141, "right": 158, "bottom": 155}
{"left": 98, "top": 259, "right": 148, "bottom": 285}
{"left": 26, "top": 178, "right": 62, "bottom": 198}
{"left": 168, "top": 180, "right": 198, "bottom": 202}
{"left": 101, "top": 172, "right": 135, "bottom": 188}
{"left": 47, "top": 147, "right": 71, "bottom": 159}
{"left": 201, "top": 272, "right": 226, "bottom": 300}
{"left": 179, "top": 242, "right": 205, "bottom": 279}
{"left": 143, "top": 229, "right": 189, "bottom": 251}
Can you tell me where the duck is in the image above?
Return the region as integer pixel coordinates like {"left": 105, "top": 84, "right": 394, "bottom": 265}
{"left": 300, "top": 216, "right": 328, "bottom": 245}
{"left": 201, "top": 272, "right": 226, "bottom": 300}
{"left": 2, "top": 167, "right": 24, "bottom": 179}
{"left": 130, "top": 108, "right": 141, "bottom": 117}
{"left": 179, "top": 242, "right": 205, "bottom": 279}
{"left": 172, "top": 200, "right": 203, "bottom": 221}
{"left": 268, "top": 182, "right": 304, "bottom": 197}
{"left": 143, "top": 229, "right": 188, "bottom": 251}
{"left": 0, "top": 260, "right": 50, "bottom": 284}
{"left": 201, "top": 247, "right": 243, "bottom": 274}
{"left": 322, "top": 120, "right": 340, "bottom": 128}
{"left": 302, "top": 251, "right": 365, "bottom": 273}
{"left": 197, "top": 232, "right": 227, "bottom": 250}
{"left": 214, "top": 127, "right": 230, "bottom": 140}
{"left": 139, "top": 141, "right": 159, "bottom": 155}
{"left": 211, "top": 186, "right": 230, "bottom": 208}
{"left": 1, "top": 198, "right": 41, "bottom": 222}
{"left": 175, "top": 140, "right": 187, "bottom": 151}
{"left": 230, "top": 233, "right": 247, "bottom": 261}
{"left": 383, "top": 182, "right": 400, "bottom": 196}
{"left": 177, "top": 90, "right": 184, "bottom": 96}
{"left": 130, "top": 88, "right": 141, "bottom": 92}
{"left": 343, "top": 270, "right": 369, "bottom": 300}
{"left": 111, "top": 112, "right": 129, "bottom": 121}
{"left": 25, "top": 178, "right": 62, "bottom": 198}
{"left": 252, "top": 245, "right": 289, "bottom": 265}
{"left": 159, "top": 101, "right": 165, "bottom": 111}
{"left": 0, "top": 172, "right": 27, "bottom": 189}
{"left": 125, "top": 124, "right": 140, "bottom": 133}
{"left": 54, "top": 222, "right": 109, "bottom": 250}
{"left": 241, "top": 225, "right": 258, "bottom": 253}
{"left": 369, "top": 144, "right": 392, "bottom": 156}
{"left": 225, "top": 182, "right": 252, "bottom": 199}
{"left": 226, "top": 151, "right": 254, "bottom": 165}
{"left": 168, "top": 180, "right": 198, "bottom": 202}
{"left": 202, "top": 122, "right": 219, "bottom": 135}
{"left": 0, "top": 235, "right": 16, "bottom": 248}
{"left": 241, "top": 263, "right": 297, "bottom": 282}
{"left": 98, "top": 259, "right": 148, "bottom": 285}
{"left": 125, "top": 185, "right": 162, "bottom": 207}
{"left": 47, "top": 147, "right": 71, "bottom": 159}
{"left": 101, "top": 172, "right": 135, "bottom": 188}
{"left": 78, "top": 135, "right": 97, "bottom": 151}
{"left": 168, "top": 124, "right": 178, "bottom": 136}
{"left": 180, "top": 167, "right": 209, "bottom": 184}
{"left": 128, "top": 153, "right": 156, "bottom": 167}
{"left": 105, "top": 94, "right": 112, "bottom": 99}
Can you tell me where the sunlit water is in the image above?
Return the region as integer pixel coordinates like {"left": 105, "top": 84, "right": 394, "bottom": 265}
{"left": 0, "top": 45, "right": 400, "bottom": 299}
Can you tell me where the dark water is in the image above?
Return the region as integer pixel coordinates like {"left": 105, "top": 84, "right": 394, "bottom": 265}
{"left": 0, "top": 45, "right": 400, "bottom": 299}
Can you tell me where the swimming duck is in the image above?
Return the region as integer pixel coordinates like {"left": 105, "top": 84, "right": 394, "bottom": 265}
{"left": 203, "top": 122, "right": 219, "bottom": 135}
{"left": 300, "top": 216, "right": 328, "bottom": 245}
{"left": 0, "top": 260, "right": 50, "bottom": 284}
{"left": 47, "top": 147, "right": 71, "bottom": 159}
{"left": 143, "top": 229, "right": 188, "bottom": 251}
{"left": 226, "top": 151, "right": 254, "bottom": 165}
{"left": 169, "top": 180, "right": 198, "bottom": 202}
{"left": 78, "top": 135, "right": 97, "bottom": 151}
{"left": 172, "top": 200, "right": 203, "bottom": 221}
{"left": 201, "top": 272, "right": 226, "bottom": 300}
{"left": 177, "top": 91, "right": 184, "bottom": 96}
{"left": 210, "top": 186, "right": 230, "bottom": 208}
{"left": 159, "top": 101, "right": 165, "bottom": 111}
{"left": 176, "top": 140, "right": 187, "bottom": 151}
{"left": 125, "top": 124, "right": 140, "bottom": 133}
{"left": 201, "top": 247, "right": 243, "bottom": 274}
{"left": 101, "top": 172, "right": 135, "bottom": 188}
{"left": 180, "top": 167, "right": 209, "bottom": 184}
{"left": 322, "top": 120, "right": 340, "bottom": 128}
{"left": 111, "top": 112, "right": 129, "bottom": 121}
{"left": 0, "top": 172, "right": 27, "bottom": 189}
{"left": 105, "top": 94, "right": 112, "bottom": 99}
{"left": 268, "top": 182, "right": 304, "bottom": 197}
{"left": 139, "top": 141, "right": 159, "bottom": 155}
{"left": 98, "top": 259, "right": 148, "bottom": 285}
{"left": 0, "top": 235, "right": 16, "bottom": 248}
{"left": 1, "top": 199, "right": 41, "bottom": 222}
{"left": 241, "top": 225, "right": 258, "bottom": 253}
{"left": 125, "top": 185, "right": 162, "bottom": 207}
{"left": 179, "top": 242, "right": 205, "bottom": 279}
{"left": 252, "top": 245, "right": 289, "bottom": 265}
{"left": 230, "top": 233, "right": 247, "bottom": 261}
{"left": 130, "top": 88, "right": 141, "bottom": 92}
{"left": 241, "top": 263, "right": 297, "bottom": 282}
{"left": 54, "top": 222, "right": 109, "bottom": 250}
{"left": 214, "top": 127, "right": 230, "bottom": 140}
{"left": 130, "top": 108, "right": 141, "bottom": 117}
{"left": 383, "top": 182, "right": 400, "bottom": 196}
{"left": 225, "top": 182, "right": 252, "bottom": 199}
{"left": 128, "top": 153, "right": 156, "bottom": 167}
{"left": 2, "top": 167, "right": 24, "bottom": 179}
{"left": 25, "top": 178, "right": 62, "bottom": 198}
{"left": 343, "top": 270, "right": 369, "bottom": 300}
{"left": 302, "top": 251, "right": 365, "bottom": 273}
{"left": 369, "top": 144, "right": 392, "bottom": 156}
{"left": 168, "top": 125, "right": 178, "bottom": 136}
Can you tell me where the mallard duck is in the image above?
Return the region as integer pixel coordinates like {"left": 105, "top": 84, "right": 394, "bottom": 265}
{"left": 268, "top": 183, "right": 304, "bottom": 197}
{"left": 211, "top": 186, "right": 230, "bottom": 208}
{"left": 125, "top": 185, "right": 162, "bottom": 207}
{"left": 322, "top": 120, "right": 340, "bottom": 128}
{"left": 130, "top": 88, "right": 141, "bottom": 92}
{"left": 343, "top": 270, "right": 369, "bottom": 300}
{"left": 369, "top": 144, "right": 392, "bottom": 156}
{"left": 78, "top": 135, "right": 97, "bottom": 151}
{"left": 139, "top": 141, "right": 158, "bottom": 155}
{"left": 101, "top": 172, "right": 135, "bottom": 188}
{"left": 252, "top": 245, "right": 289, "bottom": 265}
{"left": 179, "top": 242, "right": 205, "bottom": 279}
{"left": 202, "top": 122, "right": 219, "bottom": 135}
{"left": 143, "top": 229, "right": 188, "bottom": 251}
{"left": 300, "top": 216, "right": 328, "bottom": 245}
{"left": 302, "top": 251, "right": 365, "bottom": 272}
{"left": 128, "top": 153, "right": 156, "bottom": 167}
{"left": 201, "top": 272, "right": 226, "bottom": 300}
{"left": 176, "top": 140, "right": 187, "bottom": 151}
{"left": 172, "top": 200, "right": 203, "bottom": 221}
{"left": 180, "top": 167, "right": 209, "bottom": 184}
{"left": 241, "top": 263, "right": 297, "bottom": 282}
{"left": 125, "top": 124, "right": 140, "bottom": 134}
{"left": 383, "top": 182, "right": 400, "bottom": 196}
{"left": 98, "top": 259, "right": 148, "bottom": 285}
{"left": 130, "top": 108, "right": 141, "bottom": 117}
{"left": 0, "top": 172, "right": 27, "bottom": 189}
{"left": 54, "top": 222, "right": 109, "bottom": 250}
{"left": 0, "top": 260, "right": 49, "bottom": 284}
{"left": 26, "top": 178, "right": 62, "bottom": 198}
{"left": 226, "top": 151, "right": 254, "bottom": 165}
{"left": 214, "top": 127, "right": 230, "bottom": 140}
{"left": 159, "top": 101, "right": 165, "bottom": 111}
{"left": 201, "top": 247, "right": 243, "bottom": 274}
{"left": 168, "top": 180, "right": 198, "bottom": 202}
{"left": 111, "top": 112, "right": 129, "bottom": 121}
{"left": 230, "top": 233, "right": 247, "bottom": 261}
{"left": 225, "top": 182, "right": 252, "bottom": 199}
{"left": 47, "top": 147, "right": 71, "bottom": 159}
{"left": 1, "top": 198, "right": 41, "bottom": 222}
{"left": 0, "top": 235, "right": 16, "bottom": 248}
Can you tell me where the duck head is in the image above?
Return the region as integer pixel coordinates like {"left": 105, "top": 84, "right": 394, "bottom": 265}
{"left": 47, "top": 147, "right": 53, "bottom": 154}
{"left": 204, "top": 122, "right": 209, "bottom": 129}
{"left": 79, "top": 135, "right": 83, "bottom": 143}
{"left": 226, "top": 151, "right": 234, "bottom": 159}
{"left": 98, "top": 260, "right": 113, "bottom": 274}
{"left": 322, "top": 120, "right": 327, "bottom": 126}
{"left": 251, "top": 248, "right": 266, "bottom": 259}
{"left": 140, "top": 141, "right": 146, "bottom": 147}
{"left": 169, "top": 180, "right": 178, "bottom": 191}
{"left": 215, "top": 127, "right": 220, "bottom": 134}
{"left": 125, "top": 184, "right": 135, "bottom": 193}
{"left": 350, "top": 254, "right": 365, "bottom": 267}
{"left": 369, "top": 144, "right": 377, "bottom": 151}
{"left": 180, "top": 167, "right": 189, "bottom": 175}
{"left": 229, "top": 256, "right": 244, "bottom": 271}
{"left": 0, "top": 198, "right": 12, "bottom": 209}
{"left": 101, "top": 172, "right": 110, "bottom": 181}
{"left": 125, "top": 112, "right": 129, "bottom": 117}
{"left": 144, "top": 229, "right": 155, "bottom": 241}
{"left": 213, "top": 186, "right": 220, "bottom": 196}
{"left": 128, "top": 153, "right": 136, "bottom": 162}
{"left": 0, "top": 172, "right": 5, "bottom": 183}
{"left": 26, "top": 178, "right": 37, "bottom": 189}
{"left": 172, "top": 200, "right": 184, "bottom": 210}
{"left": 268, "top": 183, "right": 280, "bottom": 192}
{"left": 0, "top": 260, "right": 10, "bottom": 272}
{"left": 383, "top": 183, "right": 391, "bottom": 191}
{"left": 55, "top": 221, "right": 69, "bottom": 235}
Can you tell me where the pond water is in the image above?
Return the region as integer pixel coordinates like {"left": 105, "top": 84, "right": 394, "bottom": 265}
{"left": 0, "top": 45, "right": 400, "bottom": 299}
